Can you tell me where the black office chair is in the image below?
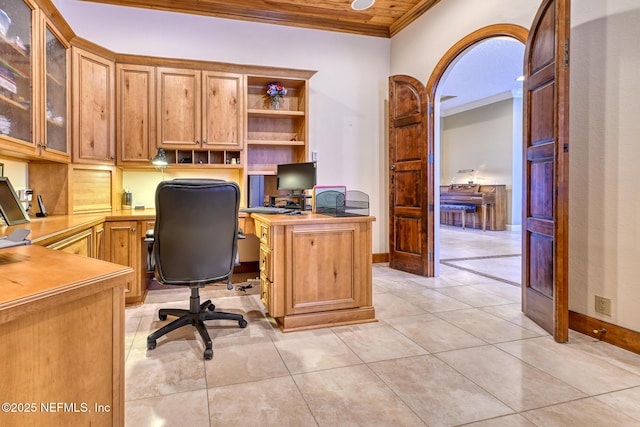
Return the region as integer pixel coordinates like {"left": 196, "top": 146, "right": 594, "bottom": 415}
{"left": 146, "top": 179, "right": 247, "bottom": 360}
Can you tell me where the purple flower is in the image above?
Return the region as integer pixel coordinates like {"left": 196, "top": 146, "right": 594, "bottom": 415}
{"left": 267, "top": 82, "right": 287, "bottom": 97}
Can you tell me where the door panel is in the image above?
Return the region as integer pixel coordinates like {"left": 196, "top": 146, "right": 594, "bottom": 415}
{"left": 522, "top": 0, "right": 570, "bottom": 341}
{"left": 388, "top": 75, "right": 431, "bottom": 276}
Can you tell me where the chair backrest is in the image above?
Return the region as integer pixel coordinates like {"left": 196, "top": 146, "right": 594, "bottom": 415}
{"left": 153, "top": 179, "right": 240, "bottom": 286}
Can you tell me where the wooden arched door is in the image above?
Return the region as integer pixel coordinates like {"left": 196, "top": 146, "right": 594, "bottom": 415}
{"left": 522, "top": 0, "right": 571, "bottom": 342}
{"left": 389, "top": 0, "right": 570, "bottom": 342}
{"left": 388, "top": 75, "right": 431, "bottom": 276}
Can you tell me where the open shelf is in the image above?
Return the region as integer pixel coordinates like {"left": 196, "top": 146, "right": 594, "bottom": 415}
{"left": 247, "top": 139, "right": 305, "bottom": 146}
{"left": 161, "top": 148, "right": 243, "bottom": 167}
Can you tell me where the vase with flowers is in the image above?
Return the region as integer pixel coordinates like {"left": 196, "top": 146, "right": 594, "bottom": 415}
{"left": 266, "top": 82, "right": 287, "bottom": 110}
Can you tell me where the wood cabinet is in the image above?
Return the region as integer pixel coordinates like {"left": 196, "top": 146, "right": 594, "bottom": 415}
{"left": 155, "top": 67, "right": 243, "bottom": 166}
{"left": 45, "top": 227, "right": 93, "bottom": 256}
{"left": 245, "top": 74, "right": 313, "bottom": 206}
{"left": 72, "top": 46, "right": 115, "bottom": 164}
{"left": 254, "top": 214, "right": 375, "bottom": 332}
{"left": 258, "top": 220, "right": 283, "bottom": 317}
{"left": 156, "top": 67, "right": 200, "bottom": 148}
{"left": 245, "top": 75, "right": 310, "bottom": 176}
{"left": 104, "top": 220, "right": 140, "bottom": 303}
{"left": 40, "top": 16, "right": 70, "bottom": 160}
{"left": 202, "top": 71, "right": 243, "bottom": 149}
{"left": 0, "top": 245, "right": 130, "bottom": 427}
{"left": 116, "top": 63, "right": 155, "bottom": 165}
{"left": 94, "top": 221, "right": 105, "bottom": 260}
{"left": 0, "top": 0, "right": 70, "bottom": 161}
{"left": 28, "top": 163, "right": 116, "bottom": 215}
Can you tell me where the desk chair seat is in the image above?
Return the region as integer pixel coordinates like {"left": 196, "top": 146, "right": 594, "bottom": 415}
{"left": 146, "top": 179, "right": 247, "bottom": 360}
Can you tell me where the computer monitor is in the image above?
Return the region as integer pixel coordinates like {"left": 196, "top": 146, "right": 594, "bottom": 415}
{"left": 0, "top": 177, "right": 30, "bottom": 226}
{"left": 276, "top": 162, "right": 317, "bottom": 194}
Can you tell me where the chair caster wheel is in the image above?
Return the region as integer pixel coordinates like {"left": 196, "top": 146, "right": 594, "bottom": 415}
{"left": 207, "top": 304, "right": 215, "bottom": 311}
{"left": 159, "top": 314, "right": 167, "bottom": 321}
{"left": 204, "top": 348, "right": 213, "bottom": 360}
{"left": 147, "top": 340, "right": 157, "bottom": 350}
{"left": 239, "top": 319, "right": 248, "bottom": 328}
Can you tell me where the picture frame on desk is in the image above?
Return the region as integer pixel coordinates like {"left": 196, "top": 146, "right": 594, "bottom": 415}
{"left": 312, "top": 185, "right": 346, "bottom": 214}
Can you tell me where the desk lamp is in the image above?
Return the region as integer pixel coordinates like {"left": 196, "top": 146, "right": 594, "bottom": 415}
{"left": 151, "top": 148, "right": 168, "bottom": 180}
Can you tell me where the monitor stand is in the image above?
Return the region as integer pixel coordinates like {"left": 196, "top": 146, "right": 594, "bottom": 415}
{"left": 269, "top": 194, "right": 312, "bottom": 211}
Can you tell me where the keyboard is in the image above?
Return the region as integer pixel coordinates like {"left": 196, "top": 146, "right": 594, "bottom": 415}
{"left": 240, "top": 206, "right": 292, "bottom": 214}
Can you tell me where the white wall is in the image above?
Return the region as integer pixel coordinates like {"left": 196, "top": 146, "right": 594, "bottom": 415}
{"left": 440, "top": 99, "right": 515, "bottom": 223}
{"left": 52, "top": 0, "right": 391, "bottom": 253}
{"left": 390, "top": 0, "right": 539, "bottom": 84}
{"left": 569, "top": 0, "right": 640, "bottom": 330}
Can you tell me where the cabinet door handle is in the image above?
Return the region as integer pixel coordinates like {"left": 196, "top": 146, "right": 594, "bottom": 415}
{"left": 195, "top": 139, "right": 200, "bottom": 145}
{"left": 132, "top": 227, "right": 136, "bottom": 232}
{"left": 202, "top": 139, "right": 207, "bottom": 145}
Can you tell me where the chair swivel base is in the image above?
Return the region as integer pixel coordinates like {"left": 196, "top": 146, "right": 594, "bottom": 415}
{"left": 147, "top": 292, "right": 247, "bottom": 360}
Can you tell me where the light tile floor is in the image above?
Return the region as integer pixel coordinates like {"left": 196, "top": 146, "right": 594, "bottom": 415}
{"left": 124, "top": 227, "right": 640, "bottom": 426}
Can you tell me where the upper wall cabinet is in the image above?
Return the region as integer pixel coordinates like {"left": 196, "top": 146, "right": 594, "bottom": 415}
{"left": 156, "top": 67, "right": 243, "bottom": 150}
{"left": 0, "top": 0, "right": 70, "bottom": 161}
{"left": 0, "top": 0, "right": 35, "bottom": 151}
{"left": 202, "top": 71, "right": 243, "bottom": 150}
{"left": 72, "top": 46, "right": 115, "bottom": 164}
{"left": 41, "top": 19, "right": 70, "bottom": 160}
{"left": 116, "top": 63, "right": 155, "bottom": 166}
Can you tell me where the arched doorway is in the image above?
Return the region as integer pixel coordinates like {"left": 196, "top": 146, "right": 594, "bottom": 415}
{"left": 426, "top": 25, "right": 527, "bottom": 277}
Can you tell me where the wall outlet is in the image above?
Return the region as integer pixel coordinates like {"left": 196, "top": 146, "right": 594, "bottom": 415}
{"left": 311, "top": 151, "right": 318, "bottom": 162}
{"left": 595, "top": 295, "right": 612, "bottom": 316}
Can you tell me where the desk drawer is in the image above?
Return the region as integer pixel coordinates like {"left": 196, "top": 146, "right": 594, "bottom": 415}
{"left": 258, "top": 223, "right": 271, "bottom": 248}
{"left": 260, "top": 272, "right": 283, "bottom": 317}
{"left": 260, "top": 272, "right": 272, "bottom": 313}
{"left": 260, "top": 246, "right": 272, "bottom": 281}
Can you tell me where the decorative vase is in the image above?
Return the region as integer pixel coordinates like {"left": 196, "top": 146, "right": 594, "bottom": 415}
{"left": 270, "top": 96, "right": 280, "bottom": 110}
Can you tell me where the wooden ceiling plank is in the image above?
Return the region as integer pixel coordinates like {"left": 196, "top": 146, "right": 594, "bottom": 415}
{"left": 83, "top": 0, "right": 391, "bottom": 37}
{"left": 390, "top": 0, "right": 442, "bottom": 37}
{"left": 79, "top": 0, "right": 438, "bottom": 38}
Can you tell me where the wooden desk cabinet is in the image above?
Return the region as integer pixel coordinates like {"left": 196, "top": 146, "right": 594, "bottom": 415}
{"left": 0, "top": 245, "right": 132, "bottom": 427}
{"left": 253, "top": 213, "right": 376, "bottom": 332}
{"left": 104, "top": 219, "right": 156, "bottom": 305}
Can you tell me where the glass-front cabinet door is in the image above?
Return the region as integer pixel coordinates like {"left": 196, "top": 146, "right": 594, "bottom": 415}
{"left": 42, "top": 21, "right": 69, "bottom": 156}
{"left": 0, "top": 0, "right": 35, "bottom": 147}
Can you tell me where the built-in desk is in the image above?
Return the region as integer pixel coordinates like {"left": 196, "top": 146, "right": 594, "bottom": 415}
{"left": 248, "top": 212, "right": 376, "bottom": 332}
{"left": 0, "top": 245, "right": 133, "bottom": 426}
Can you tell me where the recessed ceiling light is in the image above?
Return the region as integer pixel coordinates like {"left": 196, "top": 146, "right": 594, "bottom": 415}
{"left": 351, "top": 0, "right": 375, "bottom": 11}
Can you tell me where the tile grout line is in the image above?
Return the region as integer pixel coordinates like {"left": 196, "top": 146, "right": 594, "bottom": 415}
{"left": 440, "top": 260, "right": 521, "bottom": 287}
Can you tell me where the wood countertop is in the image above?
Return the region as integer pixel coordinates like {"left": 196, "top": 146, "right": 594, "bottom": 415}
{"left": 0, "top": 209, "right": 157, "bottom": 246}
{"left": 0, "top": 244, "right": 134, "bottom": 311}
{"left": 0, "top": 208, "right": 266, "bottom": 245}
{"left": 250, "top": 212, "right": 375, "bottom": 226}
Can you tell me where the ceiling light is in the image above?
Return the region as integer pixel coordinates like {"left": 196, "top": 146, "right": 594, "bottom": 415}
{"left": 351, "top": 0, "right": 375, "bottom": 11}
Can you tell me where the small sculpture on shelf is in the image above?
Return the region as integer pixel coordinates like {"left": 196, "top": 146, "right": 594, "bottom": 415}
{"left": 266, "top": 81, "right": 287, "bottom": 110}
